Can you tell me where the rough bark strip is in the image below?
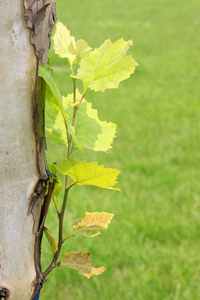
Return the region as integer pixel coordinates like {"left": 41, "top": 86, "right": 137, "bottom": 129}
{"left": 23, "top": 1, "right": 57, "bottom": 297}
{"left": 24, "top": 0, "right": 57, "bottom": 65}
{"left": 26, "top": 72, "right": 49, "bottom": 297}
{"left": 33, "top": 75, "right": 47, "bottom": 178}
{"left": 28, "top": 62, "right": 48, "bottom": 222}
{"left": 31, "top": 179, "right": 56, "bottom": 299}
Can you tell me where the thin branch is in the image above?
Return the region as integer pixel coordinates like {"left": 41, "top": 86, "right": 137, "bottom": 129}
{"left": 38, "top": 179, "right": 56, "bottom": 236}
{"left": 43, "top": 187, "right": 69, "bottom": 278}
{"left": 73, "top": 78, "right": 77, "bottom": 104}
{"left": 78, "top": 88, "right": 89, "bottom": 107}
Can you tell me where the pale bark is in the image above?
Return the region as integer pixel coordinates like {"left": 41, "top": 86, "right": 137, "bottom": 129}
{"left": 0, "top": 1, "right": 56, "bottom": 298}
{"left": 0, "top": 1, "right": 39, "bottom": 299}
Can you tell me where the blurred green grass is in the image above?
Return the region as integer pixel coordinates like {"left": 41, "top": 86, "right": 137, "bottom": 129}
{"left": 41, "top": 0, "right": 200, "bottom": 299}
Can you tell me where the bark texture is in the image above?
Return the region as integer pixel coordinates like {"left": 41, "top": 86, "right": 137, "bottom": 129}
{"left": 0, "top": 1, "right": 39, "bottom": 299}
{"left": 24, "top": 0, "right": 57, "bottom": 65}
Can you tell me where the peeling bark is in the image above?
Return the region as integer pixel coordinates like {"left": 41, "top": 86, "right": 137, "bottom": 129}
{"left": 24, "top": 0, "right": 57, "bottom": 65}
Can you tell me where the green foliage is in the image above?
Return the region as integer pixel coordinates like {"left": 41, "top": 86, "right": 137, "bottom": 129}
{"left": 38, "top": 65, "right": 64, "bottom": 115}
{"left": 40, "top": 1, "right": 200, "bottom": 300}
{"left": 55, "top": 158, "right": 120, "bottom": 190}
{"left": 53, "top": 21, "right": 76, "bottom": 64}
{"left": 62, "top": 92, "right": 117, "bottom": 152}
{"left": 68, "top": 39, "right": 92, "bottom": 60}
{"left": 39, "top": 20, "right": 137, "bottom": 283}
{"left": 78, "top": 39, "right": 138, "bottom": 92}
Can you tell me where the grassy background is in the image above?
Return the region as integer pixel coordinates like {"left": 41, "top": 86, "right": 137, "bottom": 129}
{"left": 40, "top": 0, "right": 200, "bottom": 299}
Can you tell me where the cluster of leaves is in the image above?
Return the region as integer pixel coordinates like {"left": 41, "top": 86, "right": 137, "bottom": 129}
{"left": 39, "top": 21, "right": 137, "bottom": 279}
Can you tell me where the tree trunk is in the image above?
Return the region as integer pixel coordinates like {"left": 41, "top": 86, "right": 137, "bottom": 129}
{"left": 0, "top": 1, "right": 39, "bottom": 298}
{"left": 0, "top": 1, "right": 56, "bottom": 299}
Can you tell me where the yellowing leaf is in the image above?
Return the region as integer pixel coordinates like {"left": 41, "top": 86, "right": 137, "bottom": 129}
{"left": 55, "top": 158, "right": 121, "bottom": 190}
{"left": 44, "top": 227, "right": 58, "bottom": 254}
{"left": 61, "top": 251, "right": 105, "bottom": 278}
{"left": 53, "top": 21, "right": 76, "bottom": 64}
{"left": 78, "top": 38, "right": 138, "bottom": 92}
{"left": 91, "top": 267, "right": 106, "bottom": 276}
{"left": 68, "top": 212, "right": 114, "bottom": 238}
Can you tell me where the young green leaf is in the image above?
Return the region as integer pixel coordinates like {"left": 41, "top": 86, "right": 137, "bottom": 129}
{"left": 45, "top": 102, "right": 82, "bottom": 151}
{"left": 67, "top": 212, "right": 114, "bottom": 238}
{"left": 60, "top": 251, "right": 105, "bottom": 278}
{"left": 44, "top": 228, "right": 58, "bottom": 254}
{"left": 53, "top": 21, "right": 76, "bottom": 65}
{"left": 47, "top": 163, "right": 57, "bottom": 177}
{"left": 78, "top": 38, "right": 138, "bottom": 92}
{"left": 55, "top": 158, "right": 121, "bottom": 190}
{"left": 52, "top": 177, "right": 63, "bottom": 211}
{"left": 46, "top": 164, "right": 63, "bottom": 210}
{"left": 68, "top": 39, "right": 92, "bottom": 60}
{"left": 38, "top": 65, "right": 66, "bottom": 120}
{"left": 45, "top": 84, "right": 60, "bottom": 111}
{"left": 63, "top": 92, "right": 116, "bottom": 152}
{"left": 45, "top": 102, "right": 67, "bottom": 144}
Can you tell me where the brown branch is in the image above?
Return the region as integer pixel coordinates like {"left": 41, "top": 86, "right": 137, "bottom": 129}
{"left": 38, "top": 178, "right": 57, "bottom": 236}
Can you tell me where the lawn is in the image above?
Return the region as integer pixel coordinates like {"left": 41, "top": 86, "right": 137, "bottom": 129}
{"left": 40, "top": 0, "right": 200, "bottom": 299}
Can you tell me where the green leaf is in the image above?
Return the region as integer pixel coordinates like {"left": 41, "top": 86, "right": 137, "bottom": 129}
{"left": 78, "top": 38, "right": 138, "bottom": 92}
{"left": 45, "top": 84, "right": 60, "bottom": 111}
{"left": 55, "top": 158, "right": 121, "bottom": 190}
{"left": 38, "top": 65, "right": 66, "bottom": 120}
{"left": 44, "top": 227, "right": 58, "bottom": 254}
{"left": 63, "top": 91, "right": 116, "bottom": 152}
{"left": 77, "top": 101, "right": 116, "bottom": 151}
{"left": 40, "top": 66, "right": 82, "bottom": 151}
{"left": 46, "top": 164, "right": 63, "bottom": 211}
{"left": 53, "top": 21, "right": 76, "bottom": 64}
{"left": 45, "top": 103, "right": 67, "bottom": 144}
{"left": 60, "top": 251, "right": 105, "bottom": 278}
{"left": 52, "top": 177, "right": 63, "bottom": 211}
{"left": 68, "top": 212, "right": 114, "bottom": 238}
{"left": 68, "top": 39, "right": 92, "bottom": 60}
{"left": 45, "top": 101, "right": 82, "bottom": 151}
{"left": 47, "top": 163, "right": 57, "bottom": 177}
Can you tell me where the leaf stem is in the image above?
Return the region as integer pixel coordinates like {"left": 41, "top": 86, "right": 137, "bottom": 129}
{"left": 75, "top": 55, "right": 80, "bottom": 75}
{"left": 73, "top": 55, "right": 80, "bottom": 104}
{"left": 73, "top": 78, "right": 77, "bottom": 104}
{"left": 68, "top": 89, "right": 89, "bottom": 155}
{"left": 78, "top": 88, "right": 89, "bottom": 107}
